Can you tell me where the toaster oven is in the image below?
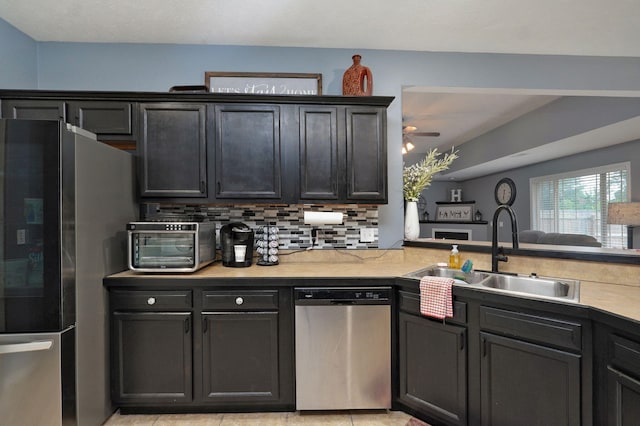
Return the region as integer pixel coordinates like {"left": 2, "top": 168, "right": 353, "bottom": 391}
{"left": 127, "top": 221, "right": 216, "bottom": 272}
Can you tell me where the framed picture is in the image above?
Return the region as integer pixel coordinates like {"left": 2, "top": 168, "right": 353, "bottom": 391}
{"left": 205, "top": 72, "right": 322, "bottom": 95}
{"left": 435, "top": 204, "right": 474, "bottom": 222}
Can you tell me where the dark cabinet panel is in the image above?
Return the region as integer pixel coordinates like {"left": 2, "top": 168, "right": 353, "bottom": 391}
{"left": 111, "top": 311, "right": 193, "bottom": 404}
{"left": 345, "top": 107, "right": 386, "bottom": 202}
{"left": 607, "top": 366, "right": 640, "bottom": 425}
{"left": 214, "top": 104, "right": 282, "bottom": 199}
{"left": 1, "top": 99, "right": 66, "bottom": 121}
{"left": 398, "top": 311, "right": 467, "bottom": 425}
{"left": 139, "top": 103, "right": 207, "bottom": 197}
{"left": 298, "top": 106, "right": 339, "bottom": 200}
{"left": 202, "top": 312, "right": 280, "bottom": 403}
{"left": 480, "top": 332, "right": 581, "bottom": 426}
{"left": 69, "top": 101, "right": 136, "bottom": 138}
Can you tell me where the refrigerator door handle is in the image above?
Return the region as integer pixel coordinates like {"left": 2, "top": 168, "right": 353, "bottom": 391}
{"left": 0, "top": 340, "right": 53, "bottom": 355}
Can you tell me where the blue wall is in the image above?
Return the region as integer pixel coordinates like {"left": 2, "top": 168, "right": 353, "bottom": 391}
{"left": 0, "top": 19, "right": 37, "bottom": 88}
{"left": 3, "top": 17, "right": 640, "bottom": 247}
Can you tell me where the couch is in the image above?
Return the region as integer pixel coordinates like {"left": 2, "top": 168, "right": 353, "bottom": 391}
{"left": 519, "top": 230, "right": 602, "bottom": 247}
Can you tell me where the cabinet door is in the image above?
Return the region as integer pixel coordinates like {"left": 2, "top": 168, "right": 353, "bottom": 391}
{"left": 607, "top": 367, "right": 640, "bottom": 425}
{"left": 1, "top": 99, "right": 66, "bottom": 121}
{"left": 69, "top": 100, "right": 136, "bottom": 138}
{"left": 398, "top": 312, "right": 467, "bottom": 426}
{"left": 202, "top": 311, "right": 280, "bottom": 403}
{"left": 111, "top": 311, "right": 192, "bottom": 404}
{"left": 298, "top": 106, "right": 339, "bottom": 200}
{"left": 214, "top": 104, "right": 282, "bottom": 199}
{"left": 345, "top": 107, "right": 386, "bottom": 202}
{"left": 480, "top": 332, "right": 581, "bottom": 426}
{"left": 139, "top": 103, "right": 207, "bottom": 197}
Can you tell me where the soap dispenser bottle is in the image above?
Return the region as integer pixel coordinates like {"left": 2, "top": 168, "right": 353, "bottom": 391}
{"left": 449, "top": 245, "right": 461, "bottom": 269}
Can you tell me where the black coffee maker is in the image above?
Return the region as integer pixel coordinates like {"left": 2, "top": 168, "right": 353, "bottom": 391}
{"left": 220, "top": 222, "right": 254, "bottom": 267}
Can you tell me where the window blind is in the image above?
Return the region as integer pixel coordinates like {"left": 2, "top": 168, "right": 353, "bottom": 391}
{"left": 530, "top": 162, "right": 630, "bottom": 248}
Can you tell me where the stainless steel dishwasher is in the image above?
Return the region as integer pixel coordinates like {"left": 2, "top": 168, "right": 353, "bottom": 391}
{"left": 294, "top": 287, "right": 391, "bottom": 410}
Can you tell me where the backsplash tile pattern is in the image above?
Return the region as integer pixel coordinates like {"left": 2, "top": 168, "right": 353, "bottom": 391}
{"left": 149, "top": 204, "right": 379, "bottom": 249}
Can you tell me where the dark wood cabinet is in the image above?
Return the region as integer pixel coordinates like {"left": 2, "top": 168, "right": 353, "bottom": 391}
{"left": 345, "top": 107, "right": 387, "bottom": 202}
{"left": 213, "top": 104, "right": 282, "bottom": 200}
{"left": 480, "top": 332, "right": 581, "bottom": 426}
{"left": 110, "top": 290, "right": 193, "bottom": 405}
{"left": 1, "top": 90, "right": 393, "bottom": 204}
{"left": 1, "top": 99, "right": 66, "bottom": 121}
{"left": 108, "top": 286, "right": 294, "bottom": 412}
{"left": 298, "top": 106, "right": 339, "bottom": 200}
{"left": 398, "top": 311, "right": 467, "bottom": 426}
{"left": 69, "top": 100, "right": 136, "bottom": 142}
{"left": 297, "top": 105, "right": 387, "bottom": 203}
{"left": 478, "top": 306, "right": 582, "bottom": 426}
{"left": 396, "top": 290, "right": 467, "bottom": 425}
{"left": 139, "top": 103, "right": 207, "bottom": 198}
{"left": 595, "top": 332, "right": 640, "bottom": 425}
{"left": 202, "top": 312, "right": 280, "bottom": 403}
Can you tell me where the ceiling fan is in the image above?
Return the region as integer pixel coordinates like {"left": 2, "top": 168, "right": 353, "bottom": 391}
{"left": 402, "top": 125, "right": 440, "bottom": 137}
{"left": 402, "top": 125, "right": 440, "bottom": 154}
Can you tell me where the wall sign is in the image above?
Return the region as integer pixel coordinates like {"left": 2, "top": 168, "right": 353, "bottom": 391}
{"left": 435, "top": 204, "right": 474, "bottom": 222}
{"left": 205, "top": 72, "right": 322, "bottom": 95}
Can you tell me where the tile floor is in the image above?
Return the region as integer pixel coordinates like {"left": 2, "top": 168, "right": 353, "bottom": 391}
{"left": 104, "top": 410, "right": 431, "bottom": 426}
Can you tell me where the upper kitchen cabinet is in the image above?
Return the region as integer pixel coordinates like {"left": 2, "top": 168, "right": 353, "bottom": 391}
{"left": 212, "top": 104, "right": 283, "bottom": 200}
{"left": 139, "top": 103, "right": 208, "bottom": 198}
{"left": 68, "top": 101, "right": 137, "bottom": 148}
{"left": 345, "top": 106, "right": 387, "bottom": 202}
{"left": 1, "top": 99, "right": 67, "bottom": 121}
{"left": 298, "top": 106, "right": 340, "bottom": 200}
{"left": 298, "top": 105, "right": 388, "bottom": 203}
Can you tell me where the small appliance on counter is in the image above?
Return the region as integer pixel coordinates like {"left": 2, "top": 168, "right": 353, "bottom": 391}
{"left": 221, "top": 222, "right": 255, "bottom": 267}
{"left": 127, "top": 221, "right": 216, "bottom": 272}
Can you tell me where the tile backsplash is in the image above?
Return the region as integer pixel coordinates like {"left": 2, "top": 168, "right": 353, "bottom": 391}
{"left": 146, "top": 204, "right": 379, "bottom": 249}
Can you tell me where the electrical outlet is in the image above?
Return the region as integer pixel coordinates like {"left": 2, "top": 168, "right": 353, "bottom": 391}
{"left": 360, "top": 228, "right": 375, "bottom": 243}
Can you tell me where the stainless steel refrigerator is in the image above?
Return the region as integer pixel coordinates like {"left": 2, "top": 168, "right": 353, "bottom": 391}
{"left": 0, "top": 119, "right": 137, "bottom": 425}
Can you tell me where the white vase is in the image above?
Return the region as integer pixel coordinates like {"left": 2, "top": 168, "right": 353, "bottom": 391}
{"left": 404, "top": 201, "right": 420, "bottom": 240}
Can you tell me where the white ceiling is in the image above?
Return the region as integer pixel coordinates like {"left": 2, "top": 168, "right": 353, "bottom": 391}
{"left": 3, "top": 0, "right": 640, "bottom": 179}
{"left": 2, "top": 0, "right": 640, "bottom": 57}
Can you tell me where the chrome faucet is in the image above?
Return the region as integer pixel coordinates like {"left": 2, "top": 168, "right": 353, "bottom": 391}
{"left": 492, "top": 205, "right": 519, "bottom": 273}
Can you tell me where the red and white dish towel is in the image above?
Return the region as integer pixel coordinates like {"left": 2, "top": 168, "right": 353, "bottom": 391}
{"left": 419, "top": 276, "right": 454, "bottom": 319}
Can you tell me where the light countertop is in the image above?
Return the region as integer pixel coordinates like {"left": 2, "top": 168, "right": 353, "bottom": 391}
{"left": 107, "top": 247, "right": 640, "bottom": 323}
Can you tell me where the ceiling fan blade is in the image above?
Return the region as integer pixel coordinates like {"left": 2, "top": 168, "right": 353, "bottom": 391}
{"left": 412, "top": 132, "right": 441, "bottom": 137}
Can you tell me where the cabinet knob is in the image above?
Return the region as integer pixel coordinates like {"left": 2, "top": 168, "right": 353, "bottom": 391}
{"left": 147, "top": 297, "right": 156, "bottom": 305}
{"left": 235, "top": 297, "right": 244, "bottom": 305}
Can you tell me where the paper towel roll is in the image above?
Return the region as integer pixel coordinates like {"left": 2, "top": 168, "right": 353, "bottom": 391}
{"left": 303, "top": 211, "right": 344, "bottom": 225}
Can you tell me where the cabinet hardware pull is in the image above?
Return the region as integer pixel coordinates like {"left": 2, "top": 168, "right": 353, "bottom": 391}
{"left": 460, "top": 330, "right": 466, "bottom": 351}
{"left": 147, "top": 297, "right": 156, "bottom": 305}
{"left": 200, "top": 180, "right": 206, "bottom": 193}
{"left": 185, "top": 318, "right": 190, "bottom": 334}
{"left": 235, "top": 297, "right": 244, "bottom": 305}
{"left": 482, "top": 338, "right": 487, "bottom": 357}
{"left": 202, "top": 318, "right": 208, "bottom": 333}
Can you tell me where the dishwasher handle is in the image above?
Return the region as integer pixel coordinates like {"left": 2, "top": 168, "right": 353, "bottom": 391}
{"left": 0, "top": 340, "right": 53, "bottom": 355}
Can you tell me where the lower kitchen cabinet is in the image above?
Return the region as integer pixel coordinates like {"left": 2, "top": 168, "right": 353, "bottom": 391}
{"left": 398, "top": 312, "right": 467, "bottom": 426}
{"left": 478, "top": 306, "right": 583, "bottom": 426}
{"left": 109, "top": 290, "right": 194, "bottom": 404}
{"left": 594, "top": 328, "right": 640, "bottom": 425}
{"left": 396, "top": 290, "right": 468, "bottom": 426}
{"left": 111, "top": 311, "right": 193, "bottom": 404}
{"left": 480, "top": 332, "right": 581, "bottom": 425}
{"left": 109, "top": 287, "right": 294, "bottom": 412}
{"left": 201, "top": 289, "right": 287, "bottom": 405}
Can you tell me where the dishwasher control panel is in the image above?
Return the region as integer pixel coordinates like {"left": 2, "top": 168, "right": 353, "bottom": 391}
{"left": 294, "top": 287, "right": 392, "bottom": 305}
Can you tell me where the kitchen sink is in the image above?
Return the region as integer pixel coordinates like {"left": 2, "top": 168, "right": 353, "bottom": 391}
{"left": 479, "top": 273, "right": 580, "bottom": 302}
{"left": 403, "top": 266, "right": 580, "bottom": 302}
{"left": 403, "top": 265, "right": 491, "bottom": 284}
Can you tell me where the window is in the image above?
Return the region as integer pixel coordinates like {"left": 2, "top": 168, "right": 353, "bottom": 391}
{"left": 530, "top": 162, "right": 630, "bottom": 248}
